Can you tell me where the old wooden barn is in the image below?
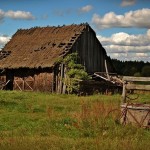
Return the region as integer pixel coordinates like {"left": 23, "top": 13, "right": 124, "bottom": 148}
{"left": 0, "top": 23, "right": 115, "bottom": 93}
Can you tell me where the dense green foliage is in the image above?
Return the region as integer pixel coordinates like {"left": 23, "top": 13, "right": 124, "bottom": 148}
{"left": 112, "top": 59, "right": 150, "bottom": 76}
{"left": 63, "top": 53, "right": 91, "bottom": 93}
{"left": 0, "top": 91, "right": 149, "bottom": 150}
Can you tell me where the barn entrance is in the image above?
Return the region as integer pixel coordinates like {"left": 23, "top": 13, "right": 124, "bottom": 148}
{"left": 13, "top": 76, "right": 34, "bottom": 91}
{"left": 13, "top": 72, "right": 53, "bottom": 92}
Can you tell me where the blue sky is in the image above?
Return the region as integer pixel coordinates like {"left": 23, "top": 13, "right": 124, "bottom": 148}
{"left": 0, "top": 0, "right": 150, "bottom": 62}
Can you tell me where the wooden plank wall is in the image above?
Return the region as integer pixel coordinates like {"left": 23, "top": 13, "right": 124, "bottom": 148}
{"left": 13, "top": 72, "right": 53, "bottom": 92}
{"left": 72, "top": 26, "right": 108, "bottom": 73}
{"left": 54, "top": 63, "right": 67, "bottom": 94}
{"left": 34, "top": 72, "right": 53, "bottom": 92}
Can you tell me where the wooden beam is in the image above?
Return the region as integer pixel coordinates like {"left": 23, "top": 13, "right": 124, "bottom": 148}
{"left": 104, "top": 59, "right": 110, "bottom": 81}
{"left": 14, "top": 80, "right": 22, "bottom": 91}
{"left": 126, "top": 84, "right": 150, "bottom": 91}
{"left": 122, "top": 83, "right": 126, "bottom": 103}
{"left": 62, "top": 66, "right": 66, "bottom": 94}
{"left": 123, "top": 76, "right": 150, "bottom": 82}
{"left": 24, "top": 80, "right": 33, "bottom": 91}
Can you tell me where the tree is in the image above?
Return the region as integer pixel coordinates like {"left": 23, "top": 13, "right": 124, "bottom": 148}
{"left": 134, "top": 72, "right": 141, "bottom": 77}
{"left": 141, "top": 65, "right": 150, "bottom": 77}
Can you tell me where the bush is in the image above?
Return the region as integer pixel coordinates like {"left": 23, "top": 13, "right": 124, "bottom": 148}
{"left": 63, "top": 53, "right": 91, "bottom": 93}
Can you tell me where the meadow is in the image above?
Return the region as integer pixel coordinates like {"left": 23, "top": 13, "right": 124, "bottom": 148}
{"left": 0, "top": 90, "right": 149, "bottom": 150}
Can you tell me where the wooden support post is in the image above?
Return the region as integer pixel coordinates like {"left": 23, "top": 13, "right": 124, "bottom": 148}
{"left": 57, "top": 66, "right": 61, "bottom": 93}
{"left": 52, "top": 72, "right": 55, "bottom": 93}
{"left": 6, "top": 70, "right": 14, "bottom": 90}
{"left": 59, "top": 64, "right": 63, "bottom": 93}
{"left": 122, "top": 81, "right": 127, "bottom": 103}
{"left": 62, "top": 66, "right": 66, "bottom": 94}
{"left": 56, "top": 74, "right": 58, "bottom": 93}
{"left": 22, "top": 77, "right": 25, "bottom": 90}
{"left": 105, "top": 59, "right": 110, "bottom": 81}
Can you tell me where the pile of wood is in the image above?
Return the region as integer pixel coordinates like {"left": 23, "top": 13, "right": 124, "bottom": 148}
{"left": 79, "top": 79, "right": 122, "bottom": 95}
{"left": 78, "top": 72, "right": 123, "bottom": 95}
{"left": 93, "top": 72, "right": 123, "bottom": 86}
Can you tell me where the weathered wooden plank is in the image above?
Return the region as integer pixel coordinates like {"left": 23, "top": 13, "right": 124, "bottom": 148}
{"left": 122, "top": 83, "right": 126, "bottom": 103}
{"left": 62, "top": 67, "right": 67, "bottom": 94}
{"left": 123, "top": 76, "right": 150, "bottom": 82}
{"left": 104, "top": 60, "right": 110, "bottom": 81}
{"left": 24, "top": 80, "right": 33, "bottom": 91}
{"left": 59, "top": 63, "right": 64, "bottom": 94}
{"left": 14, "top": 80, "right": 22, "bottom": 91}
{"left": 122, "top": 76, "right": 150, "bottom": 103}
{"left": 126, "top": 84, "right": 150, "bottom": 90}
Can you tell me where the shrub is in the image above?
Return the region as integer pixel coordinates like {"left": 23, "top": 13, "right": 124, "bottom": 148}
{"left": 63, "top": 53, "right": 91, "bottom": 94}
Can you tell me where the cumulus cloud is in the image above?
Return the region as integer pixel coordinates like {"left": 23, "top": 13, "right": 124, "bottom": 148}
{"left": 110, "top": 52, "right": 150, "bottom": 62}
{"left": 98, "top": 31, "right": 150, "bottom": 47}
{"left": 97, "top": 30, "right": 150, "bottom": 61}
{"left": 0, "top": 9, "right": 35, "bottom": 22}
{"left": 0, "top": 34, "right": 11, "bottom": 50}
{"left": 121, "top": 0, "right": 136, "bottom": 7}
{"left": 5, "top": 10, "right": 35, "bottom": 20}
{"left": 79, "top": 5, "right": 93, "bottom": 13}
{"left": 92, "top": 8, "right": 150, "bottom": 29}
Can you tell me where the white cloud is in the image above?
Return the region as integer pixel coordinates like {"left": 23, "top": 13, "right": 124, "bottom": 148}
{"left": 0, "top": 35, "right": 11, "bottom": 49}
{"left": 110, "top": 52, "right": 150, "bottom": 62}
{"left": 92, "top": 8, "right": 150, "bottom": 29}
{"left": 5, "top": 10, "right": 35, "bottom": 20}
{"left": 121, "top": 0, "right": 136, "bottom": 7}
{"left": 98, "top": 31, "right": 150, "bottom": 47}
{"left": 79, "top": 5, "right": 93, "bottom": 13}
{"left": 97, "top": 30, "right": 150, "bottom": 61}
{"left": 0, "top": 9, "right": 35, "bottom": 22}
{"left": 136, "top": 53, "right": 148, "bottom": 57}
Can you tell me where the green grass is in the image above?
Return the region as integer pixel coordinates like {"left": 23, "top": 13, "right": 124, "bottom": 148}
{"left": 0, "top": 90, "right": 149, "bottom": 150}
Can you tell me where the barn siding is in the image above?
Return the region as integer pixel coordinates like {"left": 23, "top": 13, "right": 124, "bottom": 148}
{"left": 5, "top": 68, "right": 54, "bottom": 92}
{"left": 71, "top": 26, "right": 109, "bottom": 73}
{"left": 34, "top": 72, "right": 53, "bottom": 92}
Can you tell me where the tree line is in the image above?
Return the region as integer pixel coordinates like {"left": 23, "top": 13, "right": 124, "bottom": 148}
{"left": 112, "top": 59, "right": 150, "bottom": 77}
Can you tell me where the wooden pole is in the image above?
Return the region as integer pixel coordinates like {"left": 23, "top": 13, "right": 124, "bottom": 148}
{"left": 62, "top": 66, "right": 66, "bottom": 94}
{"left": 105, "top": 59, "right": 110, "bottom": 81}
{"left": 122, "top": 82, "right": 126, "bottom": 103}
{"left": 59, "top": 63, "right": 64, "bottom": 94}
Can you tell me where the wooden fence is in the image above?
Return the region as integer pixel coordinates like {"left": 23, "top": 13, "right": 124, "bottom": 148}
{"left": 121, "top": 76, "right": 150, "bottom": 128}
{"left": 122, "top": 76, "right": 150, "bottom": 103}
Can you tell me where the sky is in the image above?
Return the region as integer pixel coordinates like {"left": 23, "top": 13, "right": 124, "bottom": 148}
{"left": 0, "top": 0, "right": 150, "bottom": 62}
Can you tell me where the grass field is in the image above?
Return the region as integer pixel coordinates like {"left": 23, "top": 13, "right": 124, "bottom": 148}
{"left": 0, "top": 90, "right": 149, "bottom": 150}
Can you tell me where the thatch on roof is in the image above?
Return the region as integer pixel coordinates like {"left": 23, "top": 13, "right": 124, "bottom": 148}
{"left": 0, "top": 23, "right": 91, "bottom": 69}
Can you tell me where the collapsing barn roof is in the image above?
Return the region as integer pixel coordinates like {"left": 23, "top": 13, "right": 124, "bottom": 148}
{"left": 0, "top": 23, "right": 108, "bottom": 70}
{"left": 0, "top": 24, "right": 87, "bottom": 69}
